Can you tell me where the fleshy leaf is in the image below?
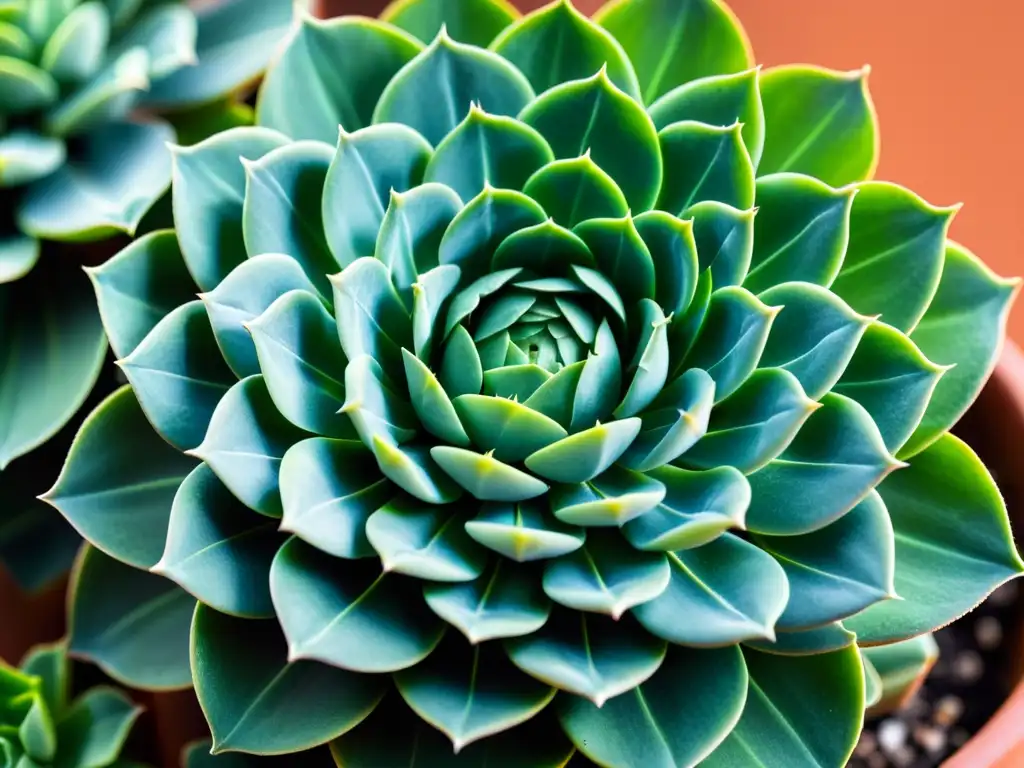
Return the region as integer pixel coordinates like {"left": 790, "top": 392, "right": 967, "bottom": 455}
{"left": 403, "top": 349, "right": 471, "bottom": 446}
{"left": 745, "top": 393, "right": 900, "bottom": 535}
{"left": 0, "top": 56, "right": 58, "bottom": 114}
{"left": 573, "top": 215, "right": 655, "bottom": 306}
{"left": 701, "top": 646, "right": 864, "bottom": 768}
{"left": 559, "top": 644, "right": 747, "bottom": 768}
{"left": 491, "top": 0, "right": 640, "bottom": 100}
{"left": 279, "top": 438, "right": 393, "bottom": 559}
{"left": 464, "top": 500, "right": 585, "bottom": 562}
{"left": 830, "top": 181, "right": 955, "bottom": 332}
{"left": 257, "top": 16, "right": 423, "bottom": 142}
{"left": 649, "top": 68, "right": 764, "bottom": 167}
{"left": 861, "top": 634, "right": 939, "bottom": 713}
{"left": 192, "top": 603, "right": 386, "bottom": 754}
{"left": 366, "top": 496, "right": 487, "bottom": 582}
{"left": 154, "top": 464, "right": 279, "bottom": 618}
{"left": 634, "top": 533, "right": 788, "bottom": 645}
{"left": 756, "top": 490, "right": 895, "bottom": 630}
{"left": 394, "top": 635, "right": 555, "bottom": 751}
{"left": 634, "top": 210, "right": 698, "bottom": 317}
{"left": 758, "top": 65, "right": 878, "bottom": 187}
{"left": 69, "top": 545, "right": 194, "bottom": 690}
{"left": 745, "top": 622, "right": 857, "bottom": 657}
{"left": 521, "top": 155, "right": 628, "bottom": 228}
{"left": 550, "top": 465, "right": 665, "bottom": 527}
{"left": 614, "top": 299, "right": 671, "bottom": 418}
{"left": 190, "top": 376, "right": 310, "bottom": 518}
{"left": 43, "top": 386, "right": 197, "bottom": 569}
{"left": 520, "top": 66, "right": 660, "bottom": 212}
{"left": 269, "top": 537, "right": 444, "bottom": 672}
{"left": 322, "top": 122, "right": 433, "bottom": 269}
{"left": 382, "top": 0, "right": 518, "bottom": 48}
{"left": 18, "top": 121, "right": 173, "bottom": 241}
{"left": 424, "top": 559, "right": 550, "bottom": 643}
{"left": 506, "top": 609, "right": 665, "bottom": 706}
{"left": 52, "top": 687, "right": 142, "bottom": 767}
{"left": 657, "top": 121, "right": 754, "bottom": 215}
{"left": 118, "top": 301, "right": 234, "bottom": 452}
{"left": 249, "top": 289, "right": 353, "bottom": 437}
{"left": 431, "top": 446, "right": 549, "bottom": 501}
{"left": 686, "top": 201, "right": 755, "bottom": 288}
{"left": 0, "top": 233, "right": 39, "bottom": 283}
{"left": 542, "top": 529, "right": 669, "bottom": 617}
{"left": 524, "top": 418, "right": 640, "bottom": 484}
{"left": 0, "top": 131, "right": 64, "bottom": 187}
{"left": 846, "top": 434, "right": 1024, "bottom": 644}
{"left": 373, "top": 29, "right": 534, "bottom": 147}
{"left": 622, "top": 465, "right": 749, "bottom": 551}
{"left": 904, "top": 242, "right": 1018, "bottom": 457}
{"left": 171, "top": 126, "right": 290, "bottom": 291}
{"left": 454, "top": 394, "right": 567, "bottom": 463}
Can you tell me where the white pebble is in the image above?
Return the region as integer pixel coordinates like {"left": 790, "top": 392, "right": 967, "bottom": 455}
{"left": 934, "top": 694, "right": 965, "bottom": 726}
{"left": 878, "top": 719, "right": 908, "bottom": 754}
{"left": 975, "top": 616, "right": 1003, "bottom": 650}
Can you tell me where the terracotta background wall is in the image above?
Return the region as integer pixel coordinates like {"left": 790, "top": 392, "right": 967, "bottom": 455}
{"left": 328, "top": 0, "right": 1023, "bottom": 342}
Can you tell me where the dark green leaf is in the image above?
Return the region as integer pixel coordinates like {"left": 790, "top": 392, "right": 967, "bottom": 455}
{"left": 573, "top": 214, "right": 655, "bottom": 306}
{"left": 403, "top": 349, "right": 471, "bottom": 447}
{"left": 192, "top": 603, "right": 385, "bottom": 754}
{"left": 520, "top": 155, "right": 628, "bottom": 228}
{"left": 257, "top": 16, "right": 422, "bottom": 141}
{"left": 745, "top": 622, "right": 857, "bottom": 657}
{"left": 846, "top": 435, "right": 1024, "bottom": 644}
{"left": 43, "top": 387, "right": 197, "bottom": 569}
{"left": 382, "top": 0, "right": 518, "bottom": 47}
{"left": 686, "top": 200, "right": 754, "bottom": 288}
{"left": 657, "top": 121, "right": 754, "bottom": 215}
{"left": 0, "top": 56, "right": 58, "bottom": 114}
{"left": 53, "top": 687, "right": 142, "bottom": 768}
{"left": 69, "top": 545, "right": 194, "bottom": 690}
{"left": 634, "top": 209, "right": 699, "bottom": 317}
{"left": 269, "top": 537, "right": 444, "bottom": 672}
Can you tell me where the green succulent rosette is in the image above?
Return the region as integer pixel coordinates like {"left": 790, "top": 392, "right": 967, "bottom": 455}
{"left": 0, "top": 643, "right": 142, "bottom": 768}
{"left": 0, "top": 0, "right": 304, "bottom": 591}
{"left": 45, "top": 0, "right": 1023, "bottom": 765}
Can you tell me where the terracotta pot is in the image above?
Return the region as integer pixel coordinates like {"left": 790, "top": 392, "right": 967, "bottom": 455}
{"left": 943, "top": 340, "right": 1024, "bottom": 767}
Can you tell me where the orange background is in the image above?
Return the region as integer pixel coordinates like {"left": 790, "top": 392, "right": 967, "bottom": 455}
{"left": 333, "top": 0, "right": 1024, "bottom": 342}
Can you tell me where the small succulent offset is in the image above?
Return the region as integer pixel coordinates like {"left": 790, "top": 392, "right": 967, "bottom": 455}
{"left": 0, "top": 644, "right": 142, "bottom": 768}
{"left": 45, "top": 0, "right": 1022, "bottom": 765}
{"left": 0, "top": 0, "right": 301, "bottom": 590}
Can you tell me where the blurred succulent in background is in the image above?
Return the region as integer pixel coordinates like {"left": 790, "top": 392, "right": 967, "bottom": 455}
{"left": 0, "top": 0, "right": 304, "bottom": 593}
{"left": 0, "top": 643, "right": 141, "bottom": 767}
{"left": 44, "top": 0, "right": 1022, "bottom": 765}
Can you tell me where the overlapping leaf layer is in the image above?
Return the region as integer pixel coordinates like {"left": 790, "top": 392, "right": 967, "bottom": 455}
{"left": 0, "top": 644, "right": 141, "bottom": 768}
{"left": 45, "top": 0, "right": 1023, "bottom": 766}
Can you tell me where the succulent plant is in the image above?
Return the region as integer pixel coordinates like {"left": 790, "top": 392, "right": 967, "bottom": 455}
{"left": 0, "top": 643, "right": 142, "bottom": 767}
{"left": 0, "top": 0, "right": 304, "bottom": 590}
{"left": 44, "top": 0, "right": 1022, "bottom": 765}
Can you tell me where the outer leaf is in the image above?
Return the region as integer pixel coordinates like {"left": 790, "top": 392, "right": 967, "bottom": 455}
{"left": 542, "top": 530, "right": 669, "bottom": 618}
{"left": 833, "top": 321, "right": 946, "bottom": 454}
{"left": 43, "top": 386, "right": 197, "bottom": 569}
{"left": 758, "top": 65, "right": 878, "bottom": 187}
{"left": 53, "top": 687, "right": 142, "bottom": 768}
{"left": 745, "top": 393, "right": 899, "bottom": 535}
{"left": 270, "top": 537, "right": 444, "bottom": 672}
{"left": 69, "top": 545, "right": 194, "bottom": 690}
{"left": 394, "top": 635, "right": 555, "bottom": 751}
{"left": 861, "top": 634, "right": 939, "bottom": 713}
{"left": 830, "top": 181, "right": 955, "bottom": 332}
{"left": 0, "top": 260, "right": 106, "bottom": 467}
{"left": 192, "top": 604, "right": 385, "bottom": 755}
{"left": 118, "top": 301, "right": 235, "bottom": 452}
{"left": 0, "top": 131, "right": 65, "bottom": 187}
{"left": 190, "top": 376, "right": 309, "bottom": 518}
{"left": 633, "top": 533, "right": 788, "bottom": 645}
{"left": 171, "top": 126, "right": 290, "bottom": 291}
{"left": 87, "top": 230, "right": 197, "bottom": 359}
{"left": 657, "top": 121, "right": 754, "bottom": 215}
{"left": 490, "top": 0, "right": 640, "bottom": 100}
{"left": 549, "top": 465, "right": 665, "bottom": 527}
{"left": 0, "top": 56, "right": 58, "bottom": 114}
{"left": 903, "top": 241, "right": 1019, "bottom": 457}
{"left": 20, "top": 643, "right": 69, "bottom": 717}
{"left": 596, "top": 0, "right": 752, "bottom": 104}
{"left": 373, "top": 29, "right": 534, "bottom": 146}
{"left": 743, "top": 173, "right": 855, "bottom": 294}
{"left": 622, "top": 465, "right": 749, "bottom": 551}
{"left": 154, "top": 465, "right": 279, "bottom": 619}
{"left": 322, "top": 123, "right": 432, "bottom": 268}
{"left": 846, "top": 434, "right": 1024, "bottom": 644}
{"left": 424, "top": 559, "right": 551, "bottom": 643}
{"left": 257, "top": 16, "right": 422, "bottom": 142}
{"left": 142, "top": 0, "right": 300, "bottom": 108}
{"left": 505, "top": 610, "right": 665, "bottom": 706}
{"left": 758, "top": 281, "right": 870, "bottom": 400}
{"left": 559, "top": 645, "right": 747, "bottom": 768}
{"left": 424, "top": 104, "right": 552, "bottom": 202}
{"left": 701, "top": 646, "right": 864, "bottom": 768}
{"left": 520, "top": 67, "right": 661, "bottom": 212}
{"left": 755, "top": 490, "right": 895, "bottom": 630}
{"left": 382, "top": 0, "right": 518, "bottom": 47}
{"left": 279, "top": 438, "right": 393, "bottom": 559}
{"left": 241, "top": 141, "right": 338, "bottom": 295}
{"left": 249, "top": 289, "right": 353, "bottom": 437}
{"left": 18, "top": 121, "right": 172, "bottom": 241}
{"left": 648, "top": 68, "right": 764, "bottom": 167}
